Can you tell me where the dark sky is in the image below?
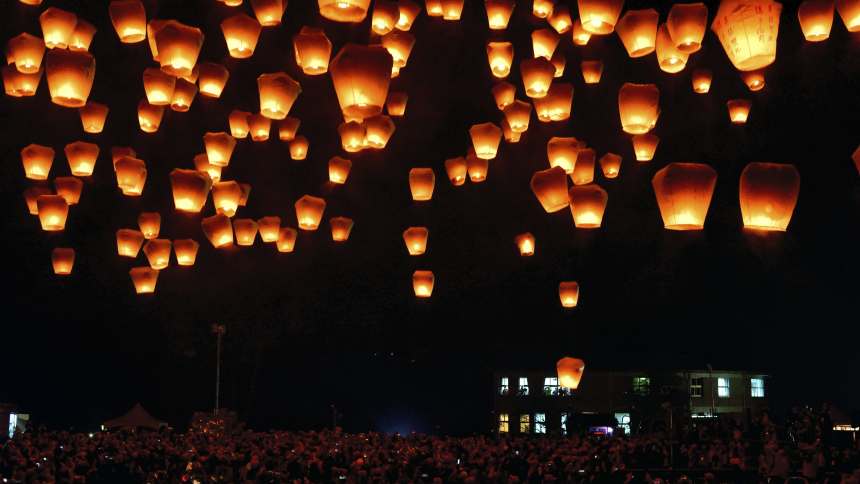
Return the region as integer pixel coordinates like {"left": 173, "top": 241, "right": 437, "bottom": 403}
{"left": 1, "top": 0, "right": 859, "bottom": 436}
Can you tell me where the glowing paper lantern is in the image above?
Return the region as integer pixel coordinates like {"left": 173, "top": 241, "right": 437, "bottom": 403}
{"left": 413, "top": 271, "right": 434, "bottom": 297}
{"left": 258, "top": 72, "right": 301, "bottom": 120}
{"left": 52, "top": 248, "right": 75, "bottom": 274}
{"left": 201, "top": 213, "right": 234, "bottom": 248}
{"left": 21, "top": 144, "right": 54, "bottom": 180}
{"left": 656, "top": 24, "right": 688, "bottom": 73}
{"left": 738, "top": 162, "right": 800, "bottom": 231}
{"left": 19, "top": 0, "right": 43, "bottom": 5}
{"left": 171, "top": 78, "right": 197, "bottom": 111}
{"left": 129, "top": 267, "right": 158, "bottom": 293}
{"left": 122, "top": 169, "right": 146, "bottom": 196}
{"left": 409, "top": 168, "right": 435, "bottom": 201}
{"left": 227, "top": 110, "right": 250, "bottom": 139}
{"left": 618, "top": 83, "right": 659, "bottom": 134}
{"left": 330, "top": 217, "right": 354, "bottom": 241}
{"left": 212, "top": 181, "right": 242, "bottom": 217}
{"left": 501, "top": 118, "right": 521, "bottom": 143}
{"left": 692, "top": 68, "right": 712, "bottom": 93}
{"left": 533, "top": 83, "right": 573, "bottom": 121}
{"left": 136, "top": 212, "right": 160, "bottom": 239}
{"left": 631, "top": 134, "right": 659, "bottom": 161}
{"left": 117, "top": 229, "right": 145, "bottom": 257}
{"left": 445, "top": 157, "right": 468, "bottom": 185}
{"left": 247, "top": 113, "right": 272, "bottom": 141}
{"left": 115, "top": 156, "right": 146, "bottom": 189}
{"left": 322, "top": 156, "right": 351, "bottom": 184}
{"left": 293, "top": 27, "right": 331, "bottom": 75}
{"left": 491, "top": 81, "right": 516, "bottom": 109}
{"left": 296, "top": 195, "right": 325, "bottom": 230}
{"left": 234, "top": 219, "right": 258, "bottom": 246}
{"left": 652, "top": 162, "right": 717, "bottom": 230}
{"left": 146, "top": 20, "right": 167, "bottom": 61}
{"left": 64, "top": 141, "right": 99, "bottom": 176}
{"left": 667, "top": 3, "right": 708, "bottom": 53}
{"left": 469, "top": 123, "right": 502, "bottom": 160}
{"left": 54, "top": 177, "right": 82, "bottom": 205}
{"left": 835, "top": 0, "right": 860, "bottom": 31}
{"left": 193, "top": 153, "right": 221, "bottom": 183}
{"left": 138, "top": 100, "right": 163, "bottom": 132}
{"left": 319, "top": 0, "right": 371, "bottom": 22}
{"left": 740, "top": 69, "right": 765, "bottom": 91}
{"left": 514, "top": 233, "right": 535, "bottom": 256}
{"left": 615, "top": 9, "right": 659, "bottom": 57}
{"left": 728, "top": 99, "right": 752, "bottom": 123}
{"left": 173, "top": 239, "right": 199, "bottom": 265}
{"left": 486, "top": 0, "right": 516, "bottom": 28}
{"left": 548, "top": 5, "right": 573, "bottom": 33}
{"left": 256, "top": 216, "right": 280, "bottom": 243}
{"left": 24, "top": 187, "right": 52, "bottom": 215}
{"left": 532, "top": 29, "right": 561, "bottom": 60}
{"left": 427, "top": 0, "right": 444, "bottom": 16}
{"left": 558, "top": 282, "right": 579, "bottom": 307}
{"left": 503, "top": 100, "right": 532, "bottom": 132}
{"left": 277, "top": 117, "right": 300, "bottom": 141}
{"left": 143, "top": 239, "right": 171, "bottom": 269}
{"left": 143, "top": 68, "right": 175, "bottom": 105}
{"left": 40, "top": 7, "right": 77, "bottom": 49}
{"left": 78, "top": 102, "right": 108, "bottom": 133}
{"left": 8, "top": 33, "right": 45, "bottom": 74}
{"left": 530, "top": 166, "right": 569, "bottom": 212}
{"left": 154, "top": 20, "right": 204, "bottom": 78}
{"left": 277, "top": 227, "right": 298, "bottom": 252}
{"left": 390, "top": 65, "right": 401, "bottom": 78}
{"left": 557, "top": 357, "right": 585, "bottom": 387}
{"left": 180, "top": 64, "right": 199, "bottom": 83}
{"left": 198, "top": 62, "right": 229, "bottom": 97}
{"left": 572, "top": 19, "right": 592, "bottom": 44}
{"left": 569, "top": 184, "right": 607, "bottom": 227}
{"left": 372, "top": 0, "right": 400, "bottom": 34}
{"left": 547, "top": 137, "right": 578, "bottom": 174}
{"left": 403, "top": 227, "right": 429, "bottom": 255}
{"left": 45, "top": 50, "right": 95, "bottom": 107}
{"left": 519, "top": 57, "right": 555, "bottom": 98}
{"left": 533, "top": 0, "right": 555, "bottom": 18}
{"left": 250, "top": 0, "right": 286, "bottom": 26}
{"left": 386, "top": 92, "right": 407, "bottom": 116}
{"left": 550, "top": 52, "right": 566, "bottom": 77}
{"left": 330, "top": 44, "right": 393, "bottom": 119}
{"left": 599, "top": 153, "right": 622, "bottom": 178}
{"left": 290, "top": 136, "right": 309, "bottom": 160}
{"left": 364, "top": 115, "right": 395, "bottom": 148}
{"left": 238, "top": 184, "right": 251, "bottom": 206}
{"left": 339, "top": 121, "right": 366, "bottom": 152}
{"left": 711, "top": 0, "right": 782, "bottom": 71}
{"left": 36, "top": 195, "right": 68, "bottom": 231}
{"left": 467, "top": 149, "right": 489, "bottom": 181}
{"left": 382, "top": 32, "right": 415, "bottom": 69}
{"left": 221, "top": 13, "right": 261, "bottom": 59}
{"left": 580, "top": 61, "right": 604, "bottom": 84}
{"left": 570, "top": 148, "right": 595, "bottom": 185}
{"left": 204, "top": 132, "right": 237, "bottom": 167}
{"left": 111, "top": 147, "right": 135, "bottom": 168}
{"left": 578, "top": 0, "right": 625, "bottom": 34}
{"left": 397, "top": 0, "right": 421, "bottom": 29}
{"left": 441, "top": 0, "right": 465, "bottom": 19}
{"left": 109, "top": 0, "right": 146, "bottom": 43}
{"left": 170, "top": 168, "right": 212, "bottom": 212}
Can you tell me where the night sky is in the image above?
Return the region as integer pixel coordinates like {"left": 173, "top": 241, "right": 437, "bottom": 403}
{"left": 1, "top": 0, "right": 859, "bottom": 436}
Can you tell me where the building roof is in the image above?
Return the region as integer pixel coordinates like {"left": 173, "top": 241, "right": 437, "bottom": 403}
{"left": 103, "top": 404, "right": 166, "bottom": 430}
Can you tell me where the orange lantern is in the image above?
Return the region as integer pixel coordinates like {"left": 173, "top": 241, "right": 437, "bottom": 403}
{"left": 631, "top": 134, "right": 659, "bottom": 161}
{"left": 143, "top": 68, "right": 175, "bottom": 105}
{"left": 330, "top": 217, "right": 354, "bottom": 241}
{"left": 170, "top": 78, "right": 197, "bottom": 111}
{"left": 277, "top": 116, "right": 300, "bottom": 141}
{"left": 467, "top": 149, "right": 489, "bottom": 181}
{"left": 143, "top": 239, "right": 172, "bottom": 269}
{"left": 409, "top": 168, "right": 435, "bottom": 201}
{"left": 403, "top": 227, "right": 429, "bottom": 255}
{"left": 78, "top": 102, "right": 108, "bottom": 133}
{"left": 247, "top": 113, "right": 272, "bottom": 141}
{"left": 570, "top": 148, "right": 595, "bottom": 185}
{"left": 64, "top": 141, "right": 99, "bottom": 176}
{"left": 227, "top": 110, "right": 250, "bottom": 139}
{"left": 728, "top": 99, "right": 752, "bottom": 123}
{"left": 154, "top": 20, "right": 204, "bottom": 78}
{"left": 391, "top": 65, "right": 401, "bottom": 78}
{"left": 203, "top": 132, "right": 237, "bottom": 167}
{"left": 533, "top": 0, "right": 555, "bottom": 18}
{"left": 569, "top": 184, "right": 607, "bottom": 227}
{"left": 711, "top": 0, "right": 782, "bottom": 71}
{"left": 339, "top": 121, "right": 366, "bottom": 152}
{"left": 115, "top": 156, "right": 146, "bottom": 189}
{"left": 558, "top": 282, "right": 579, "bottom": 307}
{"left": 572, "top": 19, "right": 592, "bottom": 44}
{"left": 491, "top": 81, "right": 516, "bottom": 109}
{"left": 667, "top": 3, "right": 708, "bottom": 53}
{"left": 412, "top": 270, "right": 434, "bottom": 297}
{"left": 181, "top": 64, "right": 201, "bottom": 84}
{"left": 580, "top": 60, "right": 604, "bottom": 83}
{"left": 40, "top": 7, "right": 77, "bottom": 49}
{"left": 146, "top": 20, "right": 167, "bottom": 61}
{"left": 233, "top": 219, "right": 259, "bottom": 246}
{"left": 21, "top": 144, "right": 54, "bottom": 180}
{"left": 599, "top": 153, "right": 622, "bottom": 178}
{"left": 740, "top": 69, "right": 765, "bottom": 91}
{"left": 36, "top": 195, "right": 68, "bottom": 231}
{"left": 137, "top": 100, "right": 163, "bottom": 132}
{"left": 445, "top": 157, "right": 468, "bottom": 185}
{"left": 122, "top": 168, "right": 147, "bottom": 196}
{"left": 293, "top": 27, "right": 331, "bottom": 75}
{"left": 739, "top": 162, "right": 800, "bottom": 231}
{"left": 364, "top": 115, "right": 395, "bottom": 148}
{"left": 255, "top": 216, "right": 280, "bottom": 243}
{"left": 19, "top": 0, "right": 43, "bottom": 5}
{"left": 250, "top": 0, "right": 286, "bottom": 26}
{"left": 170, "top": 168, "right": 212, "bottom": 212}
{"left": 835, "top": 0, "right": 860, "bottom": 31}
{"left": 692, "top": 68, "right": 712, "bottom": 93}
{"left": 386, "top": 92, "right": 407, "bottom": 116}
{"left": 656, "top": 23, "right": 688, "bottom": 73}
{"left": 548, "top": 5, "right": 573, "bottom": 33}
{"left": 45, "top": 50, "right": 95, "bottom": 107}
{"left": 198, "top": 62, "right": 229, "bottom": 97}
{"left": 532, "top": 29, "right": 561, "bottom": 60}
{"left": 201, "top": 213, "right": 234, "bottom": 248}
{"left": 531, "top": 166, "right": 569, "bottom": 212}
{"left": 52, "top": 248, "right": 75, "bottom": 275}
{"left": 296, "top": 195, "right": 325, "bottom": 230}
{"left": 503, "top": 100, "right": 532, "bottom": 132}
{"left": 557, "top": 357, "right": 585, "bottom": 388}
{"left": 514, "top": 233, "right": 535, "bottom": 256}
{"left": 547, "top": 137, "right": 578, "bottom": 174}
{"left": 111, "top": 147, "right": 135, "bottom": 168}
{"left": 533, "top": 83, "right": 573, "bottom": 121}
{"left": 441, "top": 0, "right": 465, "bottom": 19}
{"left": 109, "top": 0, "right": 146, "bottom": 43}
{"left": 618, "top": 83, "right": 659, "bottom": 134}
{"left": 578, "top": 0, "right": 624, "bottom": 34}
{"left": 274, "top": 227, "right": 297, "bottom": 252}
{"left": 330, "top": 44, "right": 392, "bottom": 119}
{"left": 258, "top": 72, "right": 301, "bottom": 120}
{"left": 519, "top": 56, "right": 555, "bottom": 98}
{"left": 469, "top": 123, "right": 502, "bottom": 160}
{"left": 173, "top": 239, "right": 199, "bottom": 265}
{"left": 211, "top": 181, "right": 242, "bottom": 217}
{"left": 551, "top": 52, "right": 566, "bottom": 77}
{"left": 382, "top": 31, "right": 415, "bottom": 68}
{"left": 137, "top": 212, "right": 161, "bottom": 239}
{"left": 397, "top": 0, "right": 421, "bottom": 29}
{"left": 24, "top": 187, "right": 52, "bottom": 215}
{"left": 2, "top": 63, "right": 40, "bottom": 96}
{"left": 615, "top": 9, "right": 659, "bottom": 57}
{"left": 116, "top": 229, "right": 146, "bottom": 258}
{"left": 129, "top": 267, "right": 158, "bottom": 293}
{"left": 652, "top": 162, "right": 717, "bottom": 230}
{"left": 319, "top": 0, "right": 371, "bottom": 22}
{"left": 501, "top": 118, "right": 521, "bottom": 143}
{"left": 8, "top": 33, "right": 45, "bottom": 73}
{"left": 486, "top": 0, "right": 516, "bottom": 28}
{"left": 221, "top": 13, "right": 261, "bottom": 58}
{"left": 238, "top": 183, "right": 251, "bottom": 206}
{"left": 194, "top": 153, "right": 221, "bottom": 183}
{"left": 328, "top": 156, "right": 352, "bottom": 184}
{"left": 54, "top": 177, "right": 82, "bottom": 205}
{"left": 290, "top": 136, "right": 309, "bottom": 160}
{"left": 372, "top": 0, "right": 400, "bottom": 34}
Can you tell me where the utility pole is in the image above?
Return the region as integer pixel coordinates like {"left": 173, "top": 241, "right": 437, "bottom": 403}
{"left": 212, "top": 324, "right": 226, "bottom": 414}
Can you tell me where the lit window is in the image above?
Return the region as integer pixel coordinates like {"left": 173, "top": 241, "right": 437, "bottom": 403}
{"left": 691, "top": 377, "right": 703, "bottom": 397}
{"left": 535, "top": 413, "right": 546, "bottom": 434}
{"left": 633, "top": 377, "right": 650, "bottom": 396}
{"left": 500, "top": 377, "right": 509, "bottom": 396}
{"left": 751, "top": 379, "right": 764, "bottom": 397}
{"left": 718, "top": 378, "right": 730, "bottom": 397}
{"left": 544, "top": 377, "right": 558, "bottom": 395}
{"left": 519, "top": 414, "right": 530, "bottom": 433}
{"left": 518, "top": 377, "right": 529, "bottom": 396}
{"left": 615, "top": 413, "right": 630, "bottom": 435}
{"left": 561, "top": 413, "right": 569, "bottom": 431}
{"left": 499, "top": 413, "right": 509, "bottom": 432}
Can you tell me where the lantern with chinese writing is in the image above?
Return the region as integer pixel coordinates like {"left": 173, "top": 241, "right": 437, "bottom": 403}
{"left": 364, "top": 115, "right": 395, "bottom": 148}
{"left": 618, "top": 83, "right": 659, "bottom": 134}
{"left": 143, "top": 239, "right": 171, "bottom": 269}
{"left": 502, "top": 118, "right": 521, "bottom": 143}
{"left": 330, "top": 44, "right": 392, "bottom": 120}
{"left": 491, "top": 81, "right": 516, "bottom": 109}
{"left": 580, "top": 60, "right": 604, "bottom": 83}
{"left": 115, "top": 156, "right": 146, "bottom": 190}
{"left": 40, "top": 7, "right": 77, "bottom": 49}
{"left": 403, "top": 227, "right": 428, "bottom": 255}
{"left": 572, "top": 19, "right": 592, "bottom": 44}
{"left": 547, "top": 137, "right": 578, "bottom": 174}
{"left": 386, "top": 92, "right": 407, "bottom": 116}
{"left": 198, "top": 62, "right": 229, "bottom": 97}
{"left": 328, "top": 156, "right": 352, "bottom": 184}
{"left": 173, "top": 239, "right": 199, "bottom": 265}
{"left": 194, "top": 154, "right": 221, "bottom": 183}
{"left": 558, "top": 282, "right": 579, "bottom": 307}
{"left": 330, "top": 217, "right": 354, "bottom": 241}
{"left": 467, "top": 149, "right": 489, "bottom": 181}
{"left": 155, "top": 21, "right": 204, "bottom": 78}
{"left": 532, "top": 29, "right": 561, "bottom": 60}
{"left": 711, "top": 0, "right": 782, "bottom": 71}
{"left": 129, "top": 267, "right": 158, "bottom": 293}
{"left": 692, "top": 68, "right": 712, "bottom": 93}
{"left": 221, "top": 13, "right": 261, "bottom": 59}
{"left": 579, "top": 0, "right": 625, "bottom": 34}
{"left": 445, "top": 157, "right": 467, "bottom": 185}
{"left": 111, "top": 147, "right": 135, "bottom": 168}
{"left": 533, "top": 0, "right": 555, "bottom": 18}
{"left": 54, "top": 177, "right": 82, "bottom": 205}
{"left": 9, "top": 33, "right": 45, "bottom": 74}
{"left": 201, "top": 213, "right": 233, "bottom": 248}
{"left": 571, "top": 148, "right": 595, "bottom": 185}
{"left": 109, "top": 0, "right": 146, "bottom": 43}
{"left": 277, "top": 227, "right": 297, "bottom": 252}
{"left": 138, "top": 100, "right": 163, "bottom": 132}
{"left": 569, "top": 184, "right": 607, "bottom": 227}
{"left": 652, "top": 162, "right": 718, "bottom": 230}
{"left": 228, "top": 110, "right": 250, "bottom": 138}
{"left": 46, "top": 50, "right": 95, "bottom": 107}
{"left": 413, "top": 271, "right": 434, "bottom": 297}
{"left": 372, "top": 0, "right": 400, "bottom": 34}
{"left": 503, "top": 100, "right": 532, "bottom": 132}
{"left": 728, "top": 99, "right": 752, "bottom": 123}
{"left": 293, "top": 27, "right": 331, "bottom": 75}
{"left": 247, "top": 113, "right": 271, "bottom": 141}
{"left": 170, "top": 168, "right": 212, "bottom": 212}
{"left": 557, "top": 357, "right": 585, "bottom": 388}
{"left": 21, "top": 144, "right": 54, "bottom": 180}
{"left": 64, "top": 141, "right": 98, "bottom": 177}
{"left": 530, "top": 166, "right": 569, "bottom": 212}
{"left": 520, "top": 56, "right": 554, "bottom": 97}
{"left": 469, "top": 123, "right": 502, "bottom": 160}
{"left": 212, "top": 181, "right": 242, "bottom": 217}
{"left": 250, "top": 0, "right": 286, "bottom": 26}
{"left": 615, "top": 9, "right": 659, "bottom": 57}
{"left": 599, "top": 153, "right": 622, "bottom": 178}
{"left": 3, "top": 62, "right": 41, "bottom": 96}
{"left": 548, "top": 5, "right": 573, "bottom": 33}
{"left": 409, "top": 168, "right": 435, "bottom": 201}
{"left": 631, "top": 134, "right": 659, "bottom": 161}
{"left": 319, "top": 0, "right": 371, "bottom": 22}
{"left": 78, "top": 102, "right": 108, "bottom": 133}
{"left": 204, "top": 132, "right": 237, "bottom": 167}
{"left": 143, "top": 68, "right": 175, "bottom": 105}
{"left": 117, "top": 229, "right": 144, "bottom": 257}
{"left": 290, "top": 136, "right": 309, "bottom": 160}
{"left": 170, "top": 78, "right": 197, "bottom": 111}
{"left": 551, "top": 52, "right": 566, "bottom": 77}
{"left": 238, "top": 184, "right": 251, "bottom": 206}
{"left": 486, "top": 0, "right": 516, "bottom": 28}
{"left": 52, "top": 248, "right": 75, "bottom": 274}
{"left": 25, "top": 187, "right": 52, "bottom": 215}
{"left": 37, "top": 195, "right": 68, "bottom": 231}
{"left": 740, "top": 69, "right": 765, "bottom": 91}
{"left": 296, "top": 195, "right": 325, "bottom": 230}
{"left": 278, "top": 117, "right": 300, "bottom": 140}
{"left": 233, "top": 219, "right": 258, "bottom": 246}
{"left": 835, "top": 0, "right": 860, "bottom": 31}
{"left": 256, "top": 216, "right": 280, "bottom": 243}
{"left": 137, "top": 212, "right": 161, "bottom": 239}
{"left": 339, "top": 121, "right": 366, "bottom": 152}
{"left": 667, "top": 3, "right": 708, "bottom": 53}
{"left": 739, "top": 162, "right": 800, "bottom": 231}
{"left": 258, "top": 72, "right": 301, "bottom": 120}
{"left": 533, "top": 83, "right": 573, "bottom": 121}
{"left": 514, "top": 233, "right": 535, "bottom": 256}
{"left": 656, "top": 24, "right": 688, "bottom": 72}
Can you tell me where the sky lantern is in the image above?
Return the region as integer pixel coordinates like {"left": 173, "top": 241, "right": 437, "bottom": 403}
{"left": 36, "top": 195, "right": 68, "bottom": 231}
{"left": 514, "top": 233, "right": 535, "bottom": 256}
{"left": 212, "top": 181, "right": 242, "bottom": 217}
{"left": 652, "top": 162, "right": 718, "bottom": 230}
{"left": 667, "top": 3, "right": 708, "bottom": 53}
{"left": 111, "top": 147, "right": 135, "bottom": 169}
{"left": 115, "top": 156, "right": 146, "bottom": 190}
{"left": 711, "top": 0, "right": 782, "bottom": 71}
{"left": 201, "top": 213, "right": 233, "bottom": 248}
{"left": 143, "top": 239, "right": 172, "bottom": 269}
{"left": 277, "top": 227, "right": 298, "bottom": 252}
{"left": 330, "top": 217, "right": 354, "bottom": 241}
{"left": 530, "top": 166, "right": 569, "bottom": 212}
{"left": 68, "top": 21, "right": 95, "bottom": 51}
{"left": 1, "top": 64, "right": 40, "bottom": 97}
{"left": 258, "top": 72, "right": 301, "bottom": 120}
{"left": 413, "top": 271, "right": 434, "bottom": 297}
{"left": 234, "top": 219, "right": 259, "bottom": 246}
{"left": 170, "top": 168, "right": 212, "bottom": 212}
{"left": 329, "top": 156, "right": 352, "bottom": 184}
{"left": 445, "top": 157, "right": 468, "bottom": 185}
{"left": 293, "top": 27, "right": 331, "bottom": 75}
{"left": 403, "top": 227, "right": 429, "bottom": 255}
{"left": 571, "top": 148, "right": 595, "bottom": 185}
{"left": 278, "top": 117, "right": 300, "bottom": 140}
{"left": 339, "top": 121, "right": 366, "bottom": 152}
{"left": 319, "top": 0, "right": 371, "bottom": 22}
{"left": 550, "top": 52, "right": 566, "bottom": 77}
{"left": 391, "top": 65, "right": 401, "bottom": 78}
{"left": 78, "top": 102, "right": 108, "bottom": 133}
{"left": 198, "top": 62, "right": 229, "bottom": 97}
{"left": 364, "top": 115, "right": 395, "bottom": 148}
{"left": 173, "top": 239, "right": 199, "bottom": 265}
{"left": 45, "top": 50, "right": 95, "bottom": 107}
{"left": 835, "top": 0, "right": 860, "bottom": 31}
{"left": 501, "top": 118, "right": 521, "bottom": 143}
{"left": 8, "top": 33, "right": 45, "bottom": 74}
{"left": 618, "top": 83, "right": 659, "bottom": 134}
{"left": 426, "top": 0, "right": 443, "bottom": 16}
{"left": 533, "top": 83, "right": 573, "bottom": 121}
{"left": 656, "top": 24, "right": 688, "bottom": 72}
{"left": 572, "top": 19, "right": 592, "bottom": 44}
{"left": 54, "top": 177, "right": 82, "bottom": 205}
{"left": 250, "top": 0, "right": 286, "bottom": 26}
{"left": 728, "top": 99, "right": 752, "bottom": 123}
{"left": 122, "top": 169, "right": 146, "bottom": 196}
{"left": 204, "top": 132, "right": 237, "bottom": 167}
{"left": 137, "top": 212, "right": 161, "bottom": 239}
{"left": 256, "top": 216, "right": 281, "bottom": 243}
{"left": 532, "top": 29, "right": 561, "bottom": 60}
{"left": 615, "top": 9, "right": 659, "bottom": 57}
{"left": 296, "top": 195, "right": 325, "bottom": 230}
{"left": 631, "top": 134, "right": 659, "bottom": 161}
{"left": 330, "top": 44, "right": 393, "bottom": 120}
{"left": 569, "top": 184, "right": 607, "bottom": 227}
{"left": 409, "top": 168, "right": 436, "bottom": 201}
{"left": 486, "top": 0, "right": 516, "bottom": 28}
{"left": 228, "top": 110, "right": 250, "bottom": 139}
{"left": 467, "top": 149, "right": 489, "bottom": 181}
{"left": 146, "top": 20, "right": 167, "bottom": 61}
{"left": 238, "top": 183, "right": 251, "bottom": 206}
{"left": 25, "top": 187, "right": 52, "bottom": 215}
{"left": 171, "top": 78, "right": 197, "bottom": 111}
{"left": 548, "top": 5, "right": 573, "bottom": 33}
{"left": 469, "top": 123, "right": 502, "bottom": 160}
{"left": 21, "top": 144, "right": 54, "bottom": 180}
{"left": 396, "top": 0, "right": 421, "bottom": 29}
{"left": 519, "top": 57, "right": 554, "bottom": 97}
{"left": 382, "top": 32, "right": 415, "bottom": 69}
{"left": 578, "top": 0, "right": 624, "bottom": 34}
{"left": 290, "top": 136, "right": 309, "bottom": 160}
{"left": 740, "top": 69, "right": 765, "bottom": 91}
{"left": 179, "top": 64, "right": 199, "bottom": 83}
{"left": 739, "top": 162, "right": 800, "bottom": 231}
{"left": 116, "top": 229, "right": 145, "bottom": 258}
{"left": 441, "top": 0, "right": 465, "bottom": 19}
{"left": 129, "top": 267, "right": 158, "bottom": 293}
{"left": 52, "top": 248, "right": 75, "bottom": 275}
{"left": 247, "top": 113, "right": 272, "bottom": 141}
{"left": 143, "top": 68, "right": 175, "bottom": 105}
{"left": 692, "top": 68, "right": 712, "bottom": 93}
{"left": 154, "top": 20, "right": 204, "bottom": 78}
{"left": 533, "top": 0, "right": 555, "bottom": 18}
{"left": 558, "top": 282, "right": 579, "bottom": 307}
{"left": 557, "top": 357, "right": 585, "bottom": 388}
{"left": 599, "top": 153, "right": 622, "bottom": 178}
{"left": 109, "top": 0, "right": 146, "bottom": 43}
{"left": 64, "top": 141, "right": 99, "bottom": 176}
{"left": 372, "top": 0, "right": 400, "bottom": 34}
{"left": 40, "top": 7, "right": 77, "bottom": 49}
{"left": 194, "top": 153, "right": 222, "bottom": 183}
{"left": 221, "top": 13, "right": 261, "bottom": 58}
{"left": 137, "top": 100, "right": 163, "bottom": 132}
{"left": 491, "top": 81, "right": 516, "bottom": 109}
{"left": 386, "top": 92, "right": 407, "bottom": 116}
{"left": 580, "top": 60, "right": 604, "bottom": 83}
{"left": 503, "top": 100, "right": 532, "bottom": 132}
{"left": 547, "top": 137, "right": 578, "bottom": 174}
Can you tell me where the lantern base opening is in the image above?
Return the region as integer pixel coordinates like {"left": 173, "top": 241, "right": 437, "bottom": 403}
{"left": 52, "top": 96, "right": 87, "bottom": 108}
{"left": 665, "top": 224, "right": 704, "bottom": 231}
{"left": 743, "top": 225, "right": 786, "bottom": 232}
{"left": 622, "top": 125, "right": 651, "bottom": 135}
{"left": 676, "top": 42, "right": 701, "bottom": 54}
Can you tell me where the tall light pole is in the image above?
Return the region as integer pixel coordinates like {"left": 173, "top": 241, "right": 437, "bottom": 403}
{"left": 212, "top": 324, "right": 226, "bottom": 414}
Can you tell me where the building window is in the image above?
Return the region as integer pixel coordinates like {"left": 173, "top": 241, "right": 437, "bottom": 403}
{"left": 535, "top": 413, "right": 546, "bottom": 434}
{"left": 718, "top": 378, "right": 730, "bottom": 397}
{"left": 751, "top": 378, "right": 764, "bottom": 397}
{"left": 544, "top": 377, "right": 558, "bottom": 395}
{"left": 499, "top": 414, "right": 509, "bottom": 433}
{"left": 500, "top": 377, "right": 509, "bottom": 396}
{"left": 519, "top": 414, "right": 530, "bottom": 433}
{"left": 691, "top": 377, "right": 703, "bottom": 397}
{"left": 615, "top": 413, "right": 630, "bottom": 435}
{"left": 518, "top": 377, "right": 529, "bottom": 396}
{"left": 633, "top": 377, "right": 650, "bottom": 396}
